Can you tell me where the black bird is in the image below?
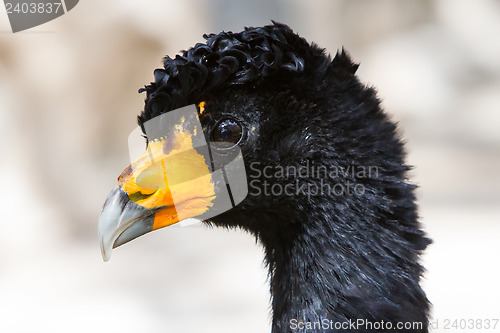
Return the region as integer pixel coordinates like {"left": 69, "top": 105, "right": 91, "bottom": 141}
{"left": 99, "top": 22, "right": 431, "bottom": 332}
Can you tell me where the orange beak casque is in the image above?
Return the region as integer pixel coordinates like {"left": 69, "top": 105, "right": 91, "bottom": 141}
{"left": 98, "top": 104, "right": 248, "bottom": 261}
{"left": 98, "top": 105, "right": 217, "bottom": 261}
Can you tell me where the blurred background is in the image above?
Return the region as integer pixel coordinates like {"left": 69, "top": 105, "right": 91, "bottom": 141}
{"left": 1, "top": 0, "right": 499, "bottom": 332}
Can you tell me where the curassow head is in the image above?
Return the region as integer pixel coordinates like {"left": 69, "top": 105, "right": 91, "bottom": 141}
{"left": 99, "top": 22, "right": 429, "bottom": 266}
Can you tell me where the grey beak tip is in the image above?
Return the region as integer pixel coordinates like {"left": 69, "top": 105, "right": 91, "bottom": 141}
{"left": 98, "top": 186, "right": 154, "bottom": 262}
{"left": 100, "top": 236, "right": 111, "bottom": 262}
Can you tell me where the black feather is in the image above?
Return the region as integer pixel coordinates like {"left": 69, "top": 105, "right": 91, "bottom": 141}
{"left": 138, "top": 22, "right": 431, "bottom": 333}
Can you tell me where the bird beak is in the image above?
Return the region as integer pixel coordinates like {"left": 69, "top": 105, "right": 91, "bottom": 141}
{"left": 98, "top": 186, "right": 156, "bottom": 262}
{"left": 98, "top": 114, "right": 216, "bottom": 262}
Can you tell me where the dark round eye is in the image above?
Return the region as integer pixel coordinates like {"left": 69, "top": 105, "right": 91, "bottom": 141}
{"left": 211, "top": 118, "right": 243, "bottom": 148}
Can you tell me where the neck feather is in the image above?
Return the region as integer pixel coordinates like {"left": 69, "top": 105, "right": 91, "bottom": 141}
{"left": 261, "top": 208, "right": 429, "bottom": 333}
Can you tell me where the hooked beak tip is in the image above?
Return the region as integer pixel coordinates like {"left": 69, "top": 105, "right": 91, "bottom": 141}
{"left": 98, "top": 186, "right": 154, "bottom": 262}
{"left": 100, "top": 236, "right": 112, "bottom": 262}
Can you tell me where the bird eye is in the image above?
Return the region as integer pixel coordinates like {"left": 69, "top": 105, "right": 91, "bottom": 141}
{"left": 211, "top": 118, "right": 243, "bottom": 149}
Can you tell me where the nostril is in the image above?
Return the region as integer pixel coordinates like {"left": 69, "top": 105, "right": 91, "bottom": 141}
{"left": 118, "top": 166, "right": 133, "bottom": 182}
{"left": 129, "top": 191, "right": 155, "bottom": 202}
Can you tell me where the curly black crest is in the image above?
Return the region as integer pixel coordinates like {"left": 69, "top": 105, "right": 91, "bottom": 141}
{"left": 137, "top": 22, "right": 355, "bottom": 130}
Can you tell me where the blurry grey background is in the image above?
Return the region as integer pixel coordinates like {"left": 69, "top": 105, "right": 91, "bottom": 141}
{"left": 1, "top": 0, "right": 499, "bottom": 332}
